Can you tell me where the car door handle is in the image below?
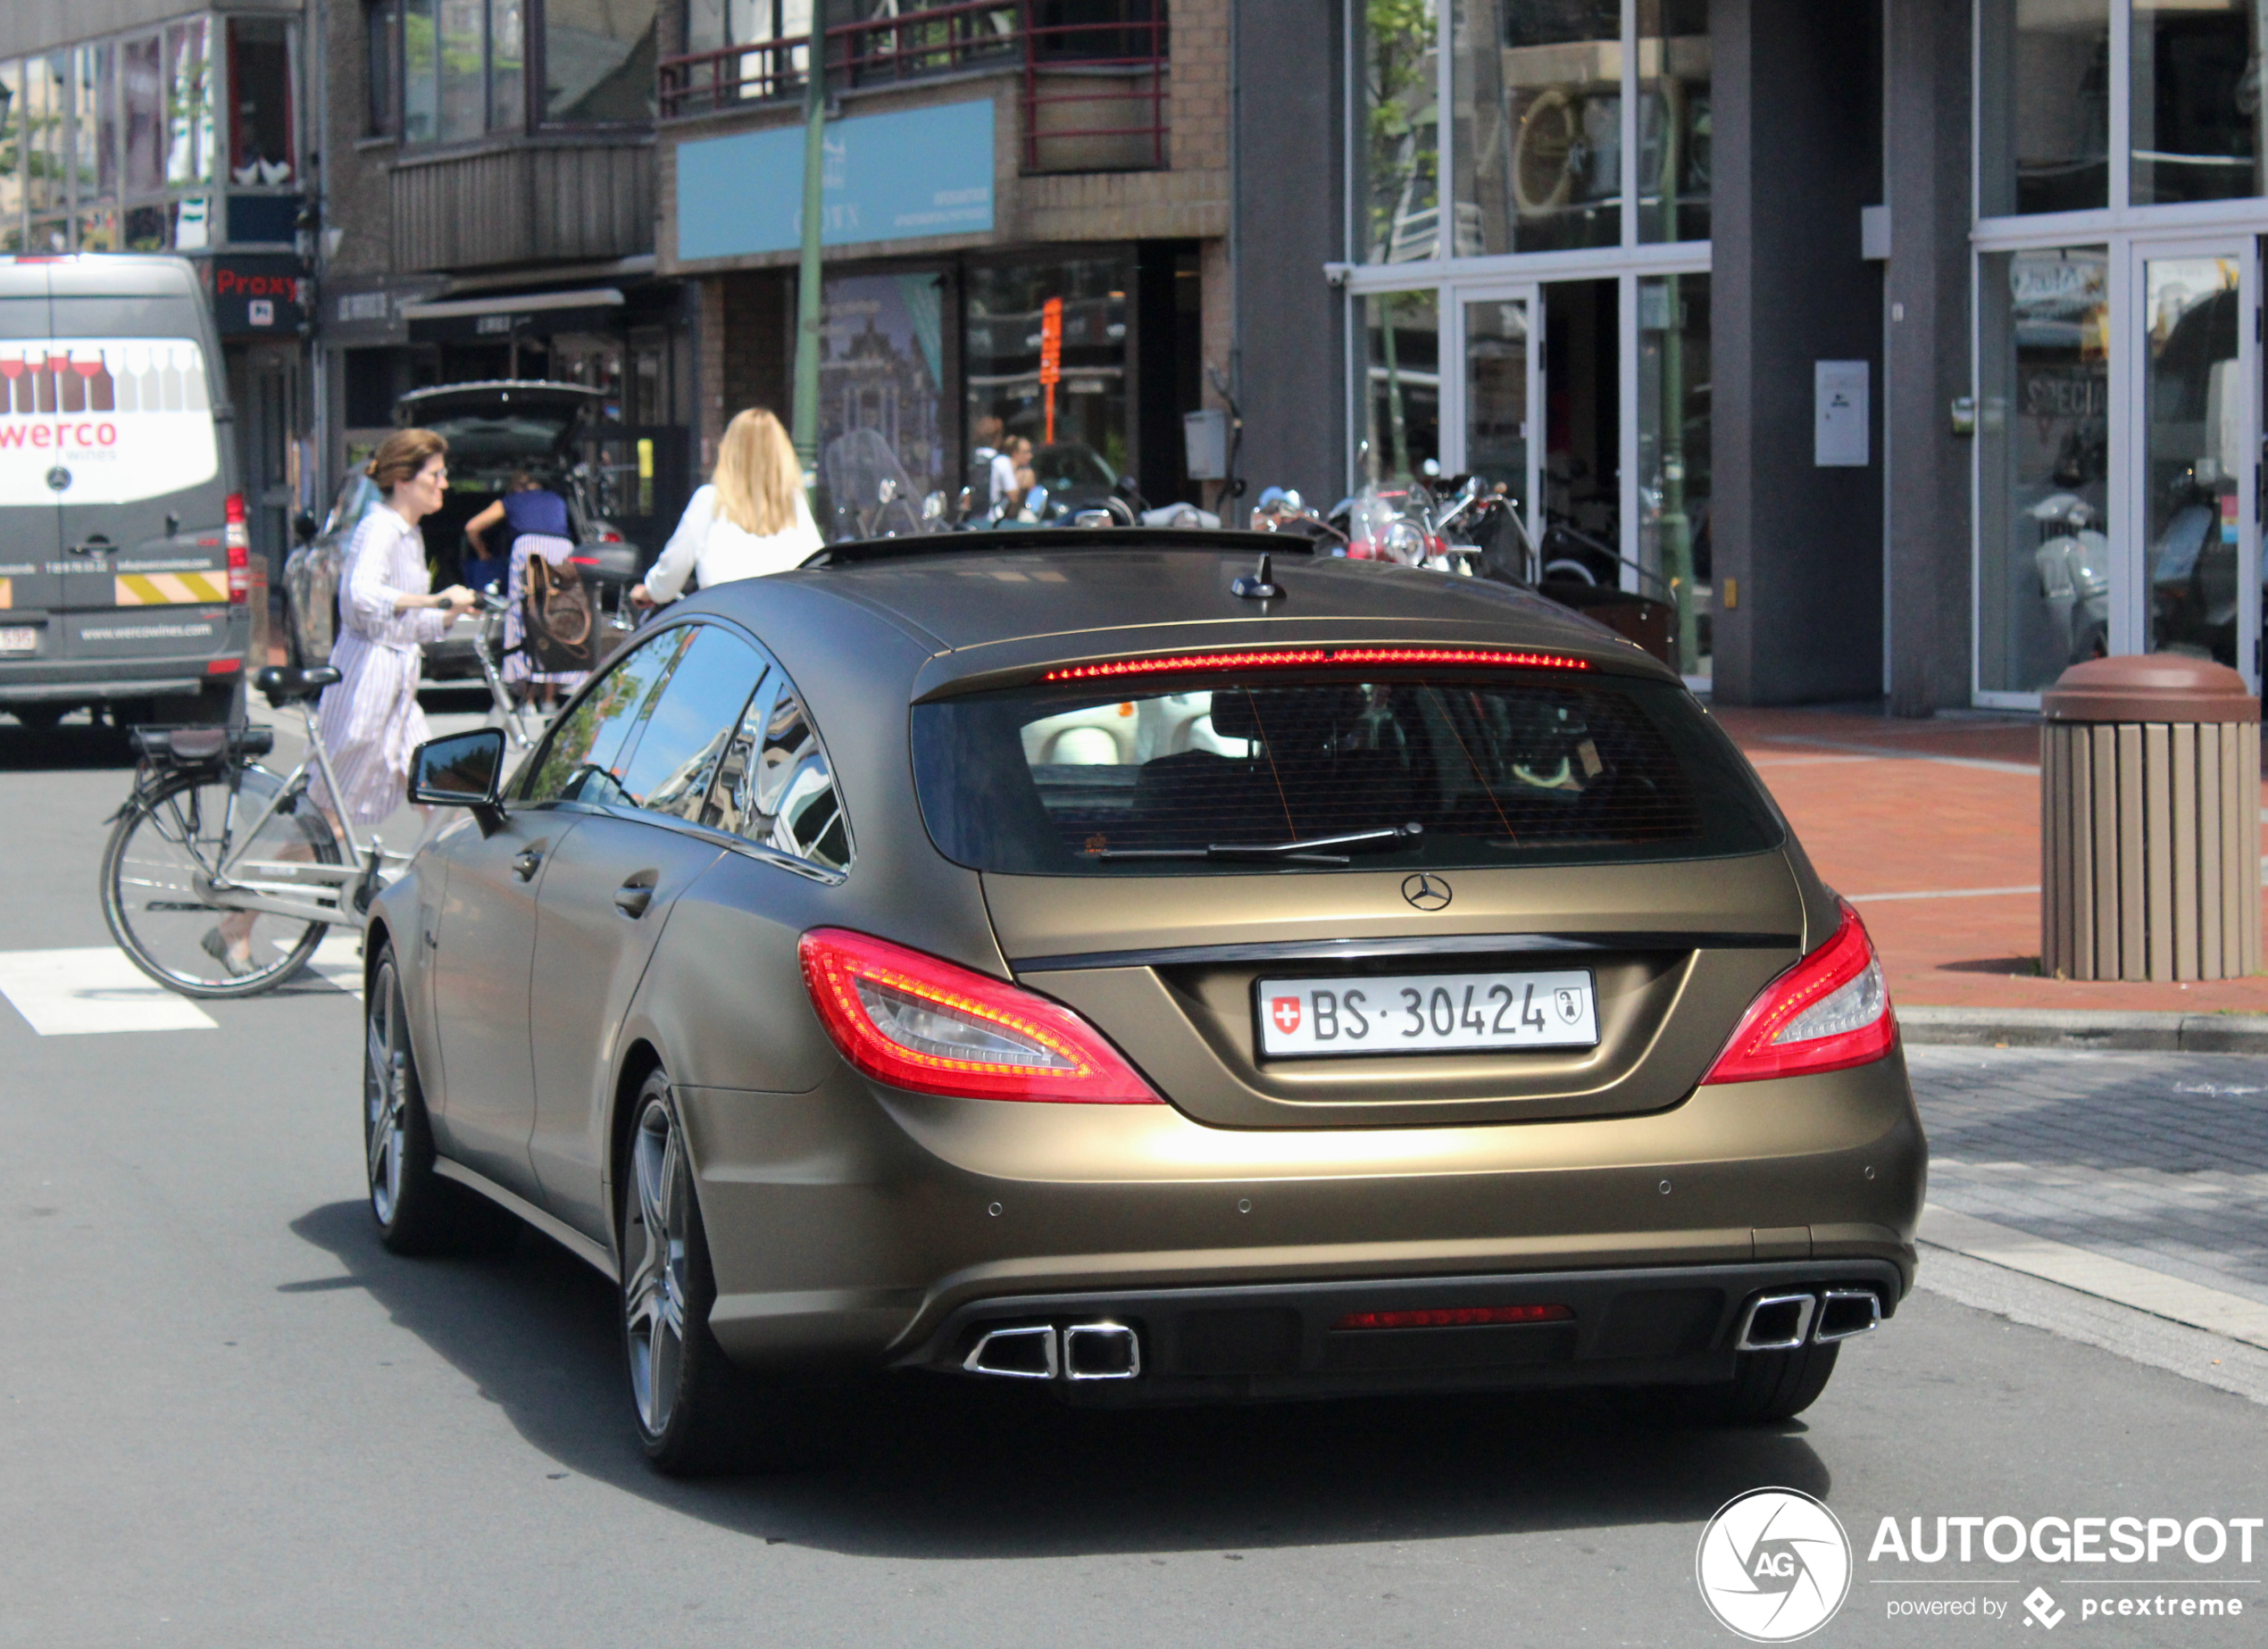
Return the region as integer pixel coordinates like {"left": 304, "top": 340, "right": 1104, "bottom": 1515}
{"left": 613, "top": 878, "right": 655, "bottom": 919}
{"left": 512, "top": 848, "right": 544, "bottom": 881}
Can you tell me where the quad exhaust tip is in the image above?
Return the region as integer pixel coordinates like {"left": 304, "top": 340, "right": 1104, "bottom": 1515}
{"left": 1735, "top": 1287, "right": 1882, "bottom": 1352}
{"left": 963, "top": 1321, "right": 1143, "bottom": 1382}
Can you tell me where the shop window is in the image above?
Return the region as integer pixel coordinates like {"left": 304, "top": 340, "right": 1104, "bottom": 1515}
{"left": 366, "top": 1, "right": 399, "bottom": 136}
{"left": 73, "top": 44, "right": 117, "bottom": 204}
{"left": 166, "top": 21, "right": 214, "bottom": 187}
{"left": 1637, "top": 0, "right": 1708, "bottom": 243}
{"left": 546, "top": 0, "right": 659, "bottom": 122}
{"left": 123, "top": 36, "right": 166, "bottom": 191}
{"left": 1638, "top": 272, "right": 1710, "bottom": 676}
{"left": 2141, "top": 255, "right": 2243, "bottom": 668}
{"left": 438, "top": 0, "right": 486, "bottom": 141}
{"left": 228, "top": 19, "right": 296, "bottom": 185}
{"left": 1358, "top": 290, "right": 1440, "bottom": 482}
{"left": 491, "top": 0, "right": 527, "bottom": 129}
{"left": 26, "top": 54, "right": 68, "bottom": 221}
{"left": 0, "top": 62, "right": 21, "bottom": 252}
{"left": 403, "top": 0, "right": 439, "bottom": 141}
{"left": 1979, "top": 0, "right": 2108, "bottom": 216}
{"left": 1453, "top": 0, "right": 1620, "bottom": 257}
{"left": 2130, "top": 0, "right": 2260, "bottom": 205}
{"left": 1357, "top": 0, "right": 1440, "bottom": 263}
{"left": 1542, "top": 278, "right": 1619, "bottom": 570}
{"left": 1977, "top": 248, "right": 2110, "bottom": 695}
{"left": 963, "top": 260, "right": 1125, "bottom": 520}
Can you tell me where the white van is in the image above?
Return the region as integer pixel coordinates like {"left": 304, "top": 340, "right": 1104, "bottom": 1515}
{"left": 0, "top": 254, "right": 249, "bottom": 728}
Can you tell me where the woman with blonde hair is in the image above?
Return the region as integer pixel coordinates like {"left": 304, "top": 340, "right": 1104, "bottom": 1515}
{"left": 632, "top": 407, "right": 821, "bottom": 607}
{"left": 204, "top": 427, "right": 474, "bottom": 974}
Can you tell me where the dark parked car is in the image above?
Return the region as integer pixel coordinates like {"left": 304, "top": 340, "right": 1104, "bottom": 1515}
{"left": 368, "top": 529, "right": 1925, "bottom": 1474}
{"left": 282, "top": 380, "right": 639, "bottom": 678}
{"left": 1, "top": 254, "right": 250, "bottom": 728}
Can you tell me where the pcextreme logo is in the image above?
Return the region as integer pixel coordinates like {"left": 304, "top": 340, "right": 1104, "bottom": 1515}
{"left": 1697, "top": 1487, "right": 1854, "bottom": 1642}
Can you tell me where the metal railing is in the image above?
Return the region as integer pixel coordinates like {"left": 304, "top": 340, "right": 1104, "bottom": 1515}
{"left": 658, "top": 0, "right": 1168, "bottom": 173}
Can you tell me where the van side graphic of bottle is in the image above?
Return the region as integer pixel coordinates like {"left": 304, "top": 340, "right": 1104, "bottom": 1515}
{"left": 0, "top": 356, "right": 24, "bottom": 414}
{"left": 36, "top": 354, "right": 62, "bottom": 412}
{"left": 113, "top": 349, "right": 139, "bottom": 412}
{"left": 78, "top": 352, "right": 115, "bottom": 412}
{"left": 58, "top": 350, "right": 87, "bottom": 413}
{"left": 159, "top": 348, "right": 183, "bottom": 412}
{"left": 139, "top": 350, "right": 163, "bottom": 412}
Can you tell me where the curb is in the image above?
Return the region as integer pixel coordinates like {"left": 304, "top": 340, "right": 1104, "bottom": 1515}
{"left": 1899, "top": 1004, "right": 2268, "bottom": 1054}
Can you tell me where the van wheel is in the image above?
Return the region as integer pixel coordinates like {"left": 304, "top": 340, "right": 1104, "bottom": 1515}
{"left": 8, "top": 704, "right": 64, "bottom": 732}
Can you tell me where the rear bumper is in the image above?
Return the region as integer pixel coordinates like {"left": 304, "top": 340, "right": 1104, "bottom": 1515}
{"left": 681, "top": 1047, "right": 1927, "bottom": 1382}
{"left": 900, "top": 1259, "right": 1904, "bottom": 1403}
{"left": 0, "top": 654, "right": 241, "bottom": 702}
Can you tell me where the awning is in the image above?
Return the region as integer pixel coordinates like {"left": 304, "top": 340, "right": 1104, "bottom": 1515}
{"left": 401, "top": 287, "right": 625, "bottom": 343}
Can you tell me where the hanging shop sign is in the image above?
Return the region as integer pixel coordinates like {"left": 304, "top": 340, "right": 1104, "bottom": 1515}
{"left": 206, "top": 256, "right": 308, "bottom": 336}
{"left": 674, "top": 99, "right": 996, "bottom": 262}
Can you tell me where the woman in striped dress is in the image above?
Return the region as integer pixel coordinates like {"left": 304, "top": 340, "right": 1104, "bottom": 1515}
{"left": 313, "top": 429, "right": 478, "bottom": 828}
{"left": 203, "top": 429, "right": 473, "bottom": 976}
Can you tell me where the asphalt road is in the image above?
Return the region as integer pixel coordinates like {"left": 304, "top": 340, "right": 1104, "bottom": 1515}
{"left": 4, "top": 713, "right": 2266, "bottom": 1648}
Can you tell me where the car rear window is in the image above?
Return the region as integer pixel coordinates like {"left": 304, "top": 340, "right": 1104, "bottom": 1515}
{"left": 913, "top": 671, "right": 1783, "bottom": 875}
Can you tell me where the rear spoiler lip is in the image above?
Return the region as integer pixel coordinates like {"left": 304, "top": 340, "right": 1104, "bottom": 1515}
{"left": 1010, "top": 929, "right": 1799, "bottom": 974}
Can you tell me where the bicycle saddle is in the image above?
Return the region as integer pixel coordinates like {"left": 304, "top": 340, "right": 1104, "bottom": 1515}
{"left": 254, "top": 664, "right": 342, "bottom": 706}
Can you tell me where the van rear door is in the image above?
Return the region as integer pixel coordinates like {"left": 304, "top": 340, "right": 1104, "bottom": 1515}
{"left": 46, "top": 286, "right": 232, "bottom": 670}
{"left": 0, "top": 265, "right": 64, "bottom": 666}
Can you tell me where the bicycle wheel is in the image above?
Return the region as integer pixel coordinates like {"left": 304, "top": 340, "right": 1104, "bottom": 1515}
{"left": 102, "top": 765, "right": 344, "bottom": 999}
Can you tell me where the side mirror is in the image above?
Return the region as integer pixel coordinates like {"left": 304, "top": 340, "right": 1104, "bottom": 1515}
{"left": 409, "top": 728, "right": 509, "bottom": 834}
{"left": 292, "top": 510, "right": 318, "bottom": 545}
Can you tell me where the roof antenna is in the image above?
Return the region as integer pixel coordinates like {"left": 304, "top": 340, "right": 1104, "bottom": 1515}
{"left": 1231, "top": 551, "right": 1280, "bottom": 601}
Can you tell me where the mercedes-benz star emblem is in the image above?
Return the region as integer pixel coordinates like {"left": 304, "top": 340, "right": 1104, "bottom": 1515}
{"left": 1401, "top": 872, "right": 1452, "bottom": 912}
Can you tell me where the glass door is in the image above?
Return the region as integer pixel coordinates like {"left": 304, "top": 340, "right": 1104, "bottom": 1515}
{"left": 2133, "top": 241, "right": 2258, "bottom": 687}
{"left": 1446, "top": 286, "right": 1541, "bottom": 568}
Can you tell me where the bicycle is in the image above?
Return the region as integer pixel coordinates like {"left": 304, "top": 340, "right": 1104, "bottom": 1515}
{"left": 100, "top": 664, "right": 409, "bottom": 999}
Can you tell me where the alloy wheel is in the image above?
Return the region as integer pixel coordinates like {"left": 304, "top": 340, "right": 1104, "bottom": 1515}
{"left": 624, "top": 1097, "right": 689, "bottom": 1438}
{"left": 365, "top": 962, "right": 407, "bottom": 1225}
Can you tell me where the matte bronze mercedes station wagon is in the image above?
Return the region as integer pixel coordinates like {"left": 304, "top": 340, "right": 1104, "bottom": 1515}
{"left": 370, "top": 530, "right": 1926, "bottom": 1473}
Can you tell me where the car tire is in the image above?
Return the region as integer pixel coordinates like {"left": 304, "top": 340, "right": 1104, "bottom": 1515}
{"left": 1648, "top": 1342, "right": 1840, "bottom": 1427}
{"left": 619, "top": 1070, "right": 837, "bottom": 1476}
{"left": 8, "top": 704, "right": 65, "bottom": 732}
{"left": 364, "top": 944, "right": 519, "bottom": 1257}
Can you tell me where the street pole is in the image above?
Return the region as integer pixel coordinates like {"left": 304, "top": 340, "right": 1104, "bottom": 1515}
{"left": 791, "top": 9, "right": 828, "bottom": 495}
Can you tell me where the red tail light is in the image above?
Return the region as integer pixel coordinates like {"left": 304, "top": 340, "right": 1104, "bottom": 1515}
{"left": 223, "top": 493, "right": 250, "bottom": 604}
{"left": 798, "top": 929, "right": 1162, "bottom": 1103}
{"left": 597, "top": 528, "right": 624, "bottom": 543}
{"left": 1703, "top": 899, "right": 1896, "bottom": 1084}
{"left": 1041, "top": 646, "right": 1590, "bottom": 683}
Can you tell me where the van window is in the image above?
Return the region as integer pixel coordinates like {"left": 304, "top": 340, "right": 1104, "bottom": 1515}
{"left": 0, "top": 335, "right": 220, "bottom": 506}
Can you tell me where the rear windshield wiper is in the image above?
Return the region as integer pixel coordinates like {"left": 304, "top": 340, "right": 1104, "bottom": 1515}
{"left": 1093, "top": 823, "right": 1423, "bottom": 866}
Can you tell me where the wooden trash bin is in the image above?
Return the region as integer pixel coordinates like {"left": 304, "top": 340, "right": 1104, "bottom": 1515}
{"left": 2040, "top": 655, "right": 2260, "bottom": 981}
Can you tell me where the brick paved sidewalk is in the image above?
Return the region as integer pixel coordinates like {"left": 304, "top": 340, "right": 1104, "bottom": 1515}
{"left": 1714, "top": 704, "right": 2268, "bottom": 1012}
{"left": 1910, "top": 1045, "right": 2268, "bottom": 1309}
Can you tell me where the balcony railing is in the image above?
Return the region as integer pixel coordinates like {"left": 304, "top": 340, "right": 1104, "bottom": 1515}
{"left": 659, "top": 0, "right": 1168, "bottom": 173}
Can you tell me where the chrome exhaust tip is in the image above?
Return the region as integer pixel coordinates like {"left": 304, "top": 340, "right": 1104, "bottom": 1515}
{"left": 1062, "top": 1321, "right": 1142, "bottom": 1382}
{"left": 1736, "top": 1292, "right": 1818, "bottom": 1352}
{"left": 1813, "top": 1287, "right": 1882, "bottom": 1343}
{"left": 963, "top": 1324, "right": 1059, "bottom": 1380}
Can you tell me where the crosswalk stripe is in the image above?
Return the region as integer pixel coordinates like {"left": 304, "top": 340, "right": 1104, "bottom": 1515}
{"left": 0, "top": 947, "right": 217, "bottom": 1036}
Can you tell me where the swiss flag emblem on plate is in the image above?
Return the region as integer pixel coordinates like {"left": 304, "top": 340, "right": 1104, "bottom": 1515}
{"left": 1269, "top": 996, "right": 1302, "bottom": 1035}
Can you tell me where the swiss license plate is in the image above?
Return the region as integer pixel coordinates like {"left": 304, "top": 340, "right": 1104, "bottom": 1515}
{"left": 0, "top": 627, "right": 37, "bottom": 654}
{"left": 1257, "top": 970, "right": 1598, "bottom": 1058}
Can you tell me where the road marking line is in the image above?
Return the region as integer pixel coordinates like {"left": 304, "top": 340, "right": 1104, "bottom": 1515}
{"left": 275, "top": 932, "right": 363, "bottom": 999}
{"left": 0, "top": 947, "right": 216, "bottom": 1036}
{"left": 1847, "top": 885, "right": 2040, "bottom": 902}
{"left": 1922, "top": 1203, "right": 2268, "bottom": 1353}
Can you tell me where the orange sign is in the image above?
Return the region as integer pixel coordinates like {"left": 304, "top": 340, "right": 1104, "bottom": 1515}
{"left": 1039, "top": 296, "right": 1063, "bottom": 443}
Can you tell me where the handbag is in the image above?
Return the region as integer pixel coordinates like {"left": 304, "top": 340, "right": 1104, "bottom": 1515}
{"left": 523, "top": 549, "right": 597, "bottom": 673}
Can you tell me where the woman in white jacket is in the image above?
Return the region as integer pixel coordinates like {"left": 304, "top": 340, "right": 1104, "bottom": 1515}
{"left": 632, "top": 407, "right": 821, "bottom": 608}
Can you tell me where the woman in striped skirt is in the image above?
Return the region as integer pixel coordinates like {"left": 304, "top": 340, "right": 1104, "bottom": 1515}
{"left": 203, "top": 429, "right": 475, "bottom": 975}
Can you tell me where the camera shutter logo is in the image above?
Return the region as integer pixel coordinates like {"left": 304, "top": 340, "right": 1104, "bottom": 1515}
{"left": 1695, "top": 1487, "right": 1852, "bottom": 1642}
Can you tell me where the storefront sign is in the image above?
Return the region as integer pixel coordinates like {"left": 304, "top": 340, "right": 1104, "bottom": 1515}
{"left": 325, "top": 278, "right": 449, "bottom": 346}
{"left": 675, "top": 99, "right": 996, "bottom": 262}
{"left": 206, "top": 257, "right": 307, "bottom": 336}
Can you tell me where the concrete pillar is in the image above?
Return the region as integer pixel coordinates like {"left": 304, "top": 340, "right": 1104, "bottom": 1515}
{"left": 1883, "top": 0, "right": 1974, "bottom": 715}
{"left": 1710, "top": 0, "right": 1886, "bottom": 705}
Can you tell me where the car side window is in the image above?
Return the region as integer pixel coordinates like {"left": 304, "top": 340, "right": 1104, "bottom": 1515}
{"left": 518, "top": 627, "right": 693, "bottom": 806}
{"left": 610, "top": 625, "right": 768, "bottom": 819}
{"left": 703, "top": 670, "right": 851, "bottom": 872}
